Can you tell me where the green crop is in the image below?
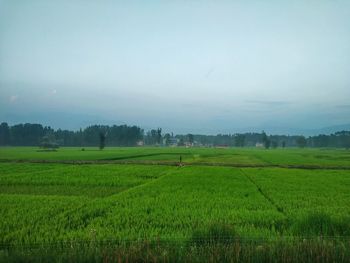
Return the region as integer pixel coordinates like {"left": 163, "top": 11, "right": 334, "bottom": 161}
{"left": 1, "top": 147, "right": 350, "bottom": 262}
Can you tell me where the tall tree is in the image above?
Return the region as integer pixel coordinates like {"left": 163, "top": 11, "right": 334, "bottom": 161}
{"left": 262, "top": 131, "right": 270, "bottom": 149}
{"left": 271, "top": 141, "right": 278, "bottom": 148}
{"left": 234, "top": 134, "right": 245, "bottom": 147}
{"left": 156, "top": 128, "right": 162, "bottom": 145}
{"left": 99, "top": 132, "right": 106, "bottom": 150}
{"left": 0, "top": 122, "right": 10, "bottom": 145}
{"left": 296, "top": 136, "right": 307, "bottom": 148}
{"left": 164, "top": 133, "right": 171, "bottom": 146}
{"left": 188, "top": 134, "right": 194, "bottom": 145}
{"left": 177, "top": 138, "right": 185, "bottom": 146}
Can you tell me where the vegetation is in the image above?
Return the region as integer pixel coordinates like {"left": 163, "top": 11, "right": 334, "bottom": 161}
{"left": 98, "top": 132, "right": 106, "bottom": 150}
{"left": 296, "top": 136, "right": 307, "bottom": 148}
{"left": 0, "top": 147, "right": 350, "bottom": 261}
{"left": 262, "top": 131, "right": 271, "bottom": 149}
{"left": 40, "top": 135, "right": 59, "bottom": 151}
{"left": 0, "top": 123, "right": 143, "bottom": 147}
{"left": 1, "top": 122, "right": 350, "bottom": 148}
{"left": 1, "top": 147, "right": 350, "bottom": 167}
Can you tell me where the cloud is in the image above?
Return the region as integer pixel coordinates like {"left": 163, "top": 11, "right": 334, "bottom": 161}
{"left": 9, "top": 95, "right": 18, "bottom": 103}
{"left": 205, "top": 68, "right": 215, "bottom": 78}
{"left": 336, "top": 104, "right": 350, "bottom": 109}
{"left": 245, "top": 100, "right": 291, "bottom": 106}
{"left": 181, "top": 103, "right": 200, "bottom": 108}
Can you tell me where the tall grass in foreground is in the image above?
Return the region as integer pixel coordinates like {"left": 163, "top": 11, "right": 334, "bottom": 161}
{"left": 2, "top": 220, "right": 350, "bottom": 262}
{"left": 1, "top": 238, "right": 350, "bottom": 263}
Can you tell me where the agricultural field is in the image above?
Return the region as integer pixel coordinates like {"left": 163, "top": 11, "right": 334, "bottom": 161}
{"left": 0, "top": 147, "right": 350, "bottom": 262}
{"left": 1, "top": 146, "right": 350, "bottom": 167}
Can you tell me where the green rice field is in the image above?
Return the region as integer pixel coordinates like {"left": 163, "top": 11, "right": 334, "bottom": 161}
{"left": 1, "top": 147, "right": 350, "bottom": 262}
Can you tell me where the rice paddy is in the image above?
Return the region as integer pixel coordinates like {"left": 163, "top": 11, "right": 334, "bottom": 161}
{"left": 0, "top": 147, "right": 350, "bottom": 262}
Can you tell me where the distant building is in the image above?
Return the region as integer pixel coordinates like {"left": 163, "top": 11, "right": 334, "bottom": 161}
{"left": 136, "top": 140, "right": 144, "bottom": 146}
{"left": 185, "top": 142, "right": 194, "bottom": 147}
{"left": 255, "top": 142, "right": 264, "bottom": 148}
{"left": 193, "top": 141, "right": 202, "bottom": 147}
{"left": 169, "top": 137, "right": 179, "bottom": 146}
{"left": 163, "top": 137, "right": 179, "bottom": 146}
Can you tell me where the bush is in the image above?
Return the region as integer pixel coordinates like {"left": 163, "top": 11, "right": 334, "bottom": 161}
{"left": 40, "top": 135, "right": 59, "bottom": 150}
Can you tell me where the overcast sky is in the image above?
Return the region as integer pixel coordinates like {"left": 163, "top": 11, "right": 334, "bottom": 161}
{"left": 1, "top": 0, "right": 350, "bottom": 134}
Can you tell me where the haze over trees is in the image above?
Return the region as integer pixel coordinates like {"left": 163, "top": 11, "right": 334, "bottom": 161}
{"left": 0, "top": 122, "right": 350, "bottom": 149}
{"left": 0, "top": 123, "right": 143, "bottom": 147}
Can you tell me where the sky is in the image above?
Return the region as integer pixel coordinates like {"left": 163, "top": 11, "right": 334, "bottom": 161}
{"left": 1, "top": 0, "right": 350, "bottom": 134}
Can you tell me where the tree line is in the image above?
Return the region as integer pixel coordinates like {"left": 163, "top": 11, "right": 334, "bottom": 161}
{"left": 185, "top": 131, "right": 350, "bottom": 149}
{"left": 0, "top": 122, "right": 349, "bottom": 149}
{"left": 0, "top": 123, "right": 143, "bottom": 147}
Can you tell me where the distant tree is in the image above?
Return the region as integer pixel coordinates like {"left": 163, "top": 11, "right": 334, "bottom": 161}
{"left": 335, "top": 131, "right": 350, "bottom": 149}
{"left": 344, "top": 135, "right": 350, "bottom": 150}
{"left": 156, "top": 128, "right": 162, "bottom": 145}
{"left": 345, "top": 138, "right": 350, "bottom": 150}
{"left": 150, "top": 129, "right": 157, "bottom": 145}
{"left": 271, "top": 141, "right": 278, "bottom": 149}
{"left": 79, "top": 128, "right": 84, "bottom": 147}
{"left": 311, "top": 134, "right": 329, "bottom": 147}
{"left": 10, "top": 123, "right": 49, "bottom": 146}
{"left": 262, "top": 131, "right": 270, "bottom": 149}
{"left": 188, "top": 134, "right": 194, "bottom": 145}
{"left": 164, "top": 133, "right": 171, "bottom": 146}
{"left": 234, "top": 134, "right": 245, "bottom": 147}
{"left": 40, "top": 134, "right": 59, "bottom": 150}
{"left": 177, "top": 138, "right": 185, "bottom": 146}
{"left": 4, "top": 121, "right": 350, "bottom": 149}
{"left": 0, "top": 122, "right": 10, "bottom": 145}
{"left": 296, "top": 136, "right": 307, "bottom": 148}
{"left": 99, "top": 132, "right": 106, "bottom": 150}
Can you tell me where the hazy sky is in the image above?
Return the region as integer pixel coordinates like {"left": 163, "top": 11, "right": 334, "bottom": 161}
{"left": 1, "top": 0, "right": 350, "bottom": 134}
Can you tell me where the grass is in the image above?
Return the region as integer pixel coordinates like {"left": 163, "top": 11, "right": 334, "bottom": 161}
{"left": 1, "top": 146, "right": 350, "bottom": 167}
{"left": 2, "top": 238, "right": 350, "bottom": 263}
{"left": 1, "top": 146, "right": 350, "bottom": 262}
{"left": 243, "top": 168, "right": 350, "bottom": 220}
{"left": 0, "top": 163, "right": 173, "bottom": 197}
{"left": 291, "top": 212, "right": 350, "bottom": 237}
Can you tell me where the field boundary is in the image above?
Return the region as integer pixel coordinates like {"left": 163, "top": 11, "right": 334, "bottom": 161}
{"left": 239, "top": 169, "right": 286, "bottom": 216}
{"left": 1, "top": 159, "right": 350, "bottom": 170}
